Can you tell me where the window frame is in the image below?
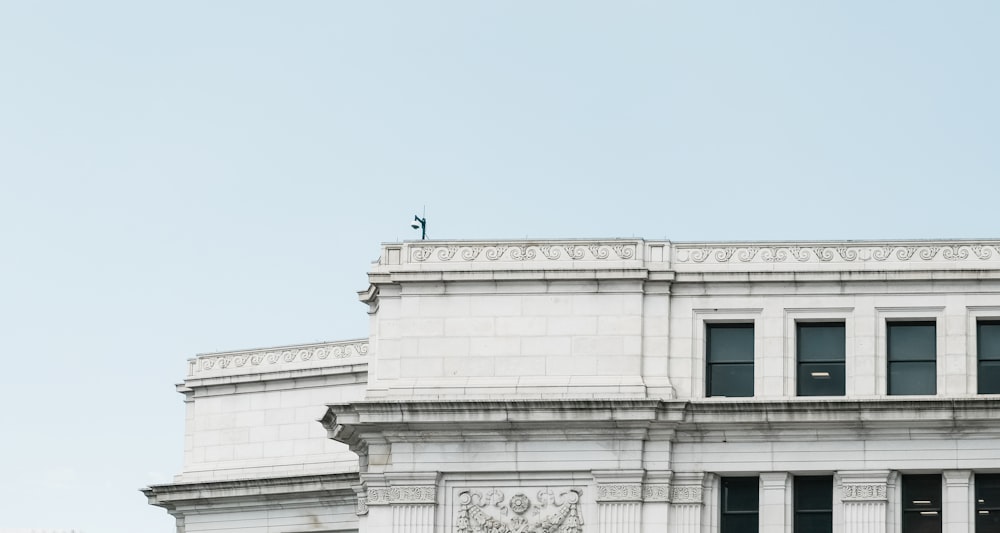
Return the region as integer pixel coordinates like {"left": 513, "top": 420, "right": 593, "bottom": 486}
{"left": 706, "top": 322, "right": 755, "bottom": 398}
{"left": 793, "top": 475, "right": 833, "bottom": 533}
{"left": 720, "top": 476, "right": 759, "bottom": 533}
{"left": 977, "top": 473, "right": 1000, "bottom": 532}
{"left": 978, "top": 320, "right": 1000, "bottom": 394}
{"left": 875, "top": 308, "right": 943, "bottom": 396}
{"left": 886, "top": 321, "right": 938, "bottom": 396}
{"left": 796, "top": 322, "right": 846, "bottom": 397}
{"left": 900, "top": 474, "right": 942, "bottom": 533}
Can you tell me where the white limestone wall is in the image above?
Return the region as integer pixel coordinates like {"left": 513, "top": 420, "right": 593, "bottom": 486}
{"left": 369, "top": 279, "right": 648, "bottom": 399}
{"left": 180, "top": 375, "right": 366, "bottom": 482}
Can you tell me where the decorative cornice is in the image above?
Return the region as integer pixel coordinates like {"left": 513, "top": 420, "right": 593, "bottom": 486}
{"left": 408, "top": 242, "right": 638, "bottom": 264}
{"left": 189, "top": 339, "right": 368, "bottom": 378}
{"left": 841, "top": 483, "right": 887, "bottom": 502}
{"left": 366, "top": 486, "right": 436, "bottom": 505}
{"left": 595, "top": 483, "right": 643, "bottom": 502}
{"left": 670, "top": 486, "right": 703, "bottom": 504}
{"left": 673, "top": 242, "right": 1000, "bottom": 266}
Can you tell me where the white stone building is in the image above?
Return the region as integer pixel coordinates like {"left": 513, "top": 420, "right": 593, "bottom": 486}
{"left": 144, "top": 239, "right": 1000, "bottom": 533}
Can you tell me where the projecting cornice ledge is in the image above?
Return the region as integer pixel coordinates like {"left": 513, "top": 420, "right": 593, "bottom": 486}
{"left": 142, "top": 473, "right": 358, "bottom": 512}
{"left": 322, "top": 399, "right": 686, "bottom": 442}
{"left": 682, "top": 398, "right": 1000, "bottom": 431}
{"left": 322, "top": 397, "right": 1000, "bottom": 447}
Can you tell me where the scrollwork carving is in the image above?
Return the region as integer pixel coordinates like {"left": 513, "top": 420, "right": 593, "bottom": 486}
{"left": 194, "top": 340, "right": 369, "bottom": 376}
{"left": 672, "top": 243, "right": 1000, "bottom": 265}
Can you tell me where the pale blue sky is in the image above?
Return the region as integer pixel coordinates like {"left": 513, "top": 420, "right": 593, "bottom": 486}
{"left": 1, "top": 2, "right": 998, "bottom": 531}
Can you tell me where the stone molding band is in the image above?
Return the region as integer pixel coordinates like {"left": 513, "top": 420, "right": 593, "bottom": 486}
{"left": 670, "top": 486, "right": 704, "bottom": 504}
{"left": 366, "top": 486, "right": 436, "bottom": 505}
{"left": 595, "top": 483, "right": 643, "bottom": 502}
{"left": 841, "top": 483, "right": 888, "bottom": 502}
{"left": 642, "top": 484, "right": 671, "bottom": 502}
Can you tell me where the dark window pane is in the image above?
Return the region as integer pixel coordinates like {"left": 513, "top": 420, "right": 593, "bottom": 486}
{"left": 902, "top": 475, "right": 941, "bottom": 533}
{"left": 794, "top": 476, "right": 833, "bottom": 511}
{"left": 798, "top": 323, "right": 845, "bottom": 361}
{"left": 978, "top": 474, "right": 1000, "bottom": 510}
{"left": 797, "top": 363, "right": 845, "bottom": 396}
{"left": 889, "top": 361, "right": 936, "bottom": 395}
{"left": 721, "top": 477, "right": 759, "bottom": 533}
{"left": 979, "top": 361, "right": 1000, "bottom": 394}
{"left": 978, "top": 512, "right": 1000, "bottom": 533}
{"left": 795, "top": 513, "right": 833, "bottom": 533}
{"left": 902, "top": 513, "right": 942, "bottom": 533}
{"left": 888, "top": 323, "right": 936, "bottom": 361}
{"left": 722, "top": 477, "right": 758, "bottom": 512}
{"left": 710, "top": 364, "right": 753, "bottom": 397}
{"left": 980, "top": 322, "right": 1000, "bottom": 360}
{"left": 708, "top": 325, "right": 754, "bottom": 362}
{"left": 721, "top": 514, "right": 758, "bottom": 533}
{"left": 902, "top": 475, "right": 941, "bottom": 508}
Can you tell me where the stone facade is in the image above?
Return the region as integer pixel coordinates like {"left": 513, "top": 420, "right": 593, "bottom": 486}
{"left": 145, "top": 238, "right": 1000, "bottom": 533}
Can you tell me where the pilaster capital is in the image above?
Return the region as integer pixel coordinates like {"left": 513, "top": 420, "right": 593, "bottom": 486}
{"left": 593, "top": 470, "right": 644, "bottom": 502}
{"left": 838, "top": 471, "right": 892, "bottom": 502}
{"left": 943, "top": 470, "right": 972, "bottom": 486}
{"left": 670, "top": 473, "right": 708, "bottom": 505}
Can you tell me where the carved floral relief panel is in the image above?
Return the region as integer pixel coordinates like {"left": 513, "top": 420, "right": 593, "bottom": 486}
{"left": 456, "top": 488, "right": 583, "bottom": 533}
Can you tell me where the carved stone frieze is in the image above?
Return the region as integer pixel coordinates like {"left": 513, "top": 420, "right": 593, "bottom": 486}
{"left": 367, "top": 485, "right": 436, "bottom": 505}
{"left": 670, "top": 486, "right": 703, "bottom": 504}
{"left": 194, "top": 340, "right": 368, "bottom": 375}
{"left": 356, "top": 495, "right": 368, "bottom": 516}
{"left": 674, "top": 243, "right": 1000, "bottom": 265}
{"left": 409, "top": 242, "right": 638, "bottom": 264}
{"left": 642, "top": 484, "right": 671, "bottom": 502}
{"left": 841, "top": 483, "right": 887, "bottom": 502}
{"left": 456, "top": 488, "right": 583, "bottom": 533}
{"left": 596, "top": 483, "right": 642, "bottom": 502}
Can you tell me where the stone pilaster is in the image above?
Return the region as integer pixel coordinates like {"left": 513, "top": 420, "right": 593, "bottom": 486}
{"left": 839, "top": 470, "right": 892, "bottom": 533}
{"left": 943, "top": 470, "right": 972, "bottom": 533}
{"left": 668, "top": 472, "right": 707, "bottom": 533}
{"left": 760, "top": 472, "right": 791, "bottom": 533}
{"left": 594, "top": 470, "right": 644, "bottom": 533}
{"left": 641, "top": 471, "right": 671, "bottom": 533}
{"left": 364, "top": 472, "right": 438, "bottom": 533}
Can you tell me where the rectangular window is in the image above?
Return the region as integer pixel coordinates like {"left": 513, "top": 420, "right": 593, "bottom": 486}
{"left": 794, "top": 476, "right": 832, "bottom": 533}
{"left": 797, "top": 323, "right": 846, "bottom": 396}
{"left": 902, "top": 474, "right": 941, "bottom": 533}
{"left": 979, "top": 321, "right": 1000, "bottom": 394}
{"left": 887, "top": 322, "right": 936, "bottom": 395}
{"left": 721, "top": 477, "right": 759, "bottom": 533}
{"left": 707, "top": 324, "right": 754, "bottom": 397}
{"left": 978, "top": 474, "right": 1000, "bottom": 532}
